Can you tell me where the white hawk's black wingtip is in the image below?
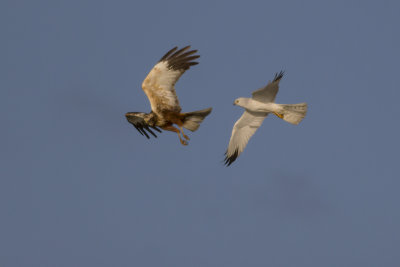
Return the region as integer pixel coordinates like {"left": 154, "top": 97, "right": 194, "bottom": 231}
{"left": 273, "top": 70, "right": 285, "bottom": 82}
{"left": 223, "top": 150, "right": 239, "bottom": 166}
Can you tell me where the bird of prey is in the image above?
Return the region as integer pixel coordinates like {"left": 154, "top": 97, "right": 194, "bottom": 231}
{"left": 224, "top": 71, "right": 307, "bottom": 166}
{"left": 125, "top": 46, "right": 212, "bottom": 145}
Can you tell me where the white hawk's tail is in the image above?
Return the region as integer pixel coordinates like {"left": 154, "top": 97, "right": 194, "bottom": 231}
{"left": 279, "top": 103, "right": 308, "bottom": 125}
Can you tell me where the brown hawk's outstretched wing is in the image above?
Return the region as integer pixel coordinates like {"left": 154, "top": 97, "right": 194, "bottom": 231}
{"left": 125, "top": 112, "right": 162, "bottom": 139}
{"left": 141, "top": 46, "right": 200, "bottom": 115}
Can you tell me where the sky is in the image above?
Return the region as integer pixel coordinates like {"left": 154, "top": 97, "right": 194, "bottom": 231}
{"left": 1, "top": 0, "right": 400, "bottom": 266}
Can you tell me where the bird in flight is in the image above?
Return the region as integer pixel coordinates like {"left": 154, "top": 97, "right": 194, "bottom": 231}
{"left": 125, "top": 46, "right": 212, "bottom": 145}
{"left": 224, "top": 71, "right": 307, "bottom": 166}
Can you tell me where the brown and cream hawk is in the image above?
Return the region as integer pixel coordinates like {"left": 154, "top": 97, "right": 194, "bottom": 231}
{"left": 125, "top": 46, "right": 212, "bottom": 145}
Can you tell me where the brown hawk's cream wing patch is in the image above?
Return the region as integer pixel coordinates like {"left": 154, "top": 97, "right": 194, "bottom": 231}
{"left": 142, "top": 61, "right": 183, "bottom": 115}
{"left": 141, "top": 46, "right": 199, "bottom": 116}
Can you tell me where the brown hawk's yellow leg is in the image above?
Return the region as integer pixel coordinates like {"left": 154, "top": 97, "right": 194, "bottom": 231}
{"left": 179, "top": 126, "right": 190, "bottom": 141}
{"left": 161, "top": 125, "right": 188, "bottom": 146}
{"left": 273, "top": 112, "right": 284, "bottom": 119}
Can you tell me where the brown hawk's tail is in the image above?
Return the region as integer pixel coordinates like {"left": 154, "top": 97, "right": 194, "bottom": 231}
{"left": 181, "top": 107, "right": 212, "bottom": 132}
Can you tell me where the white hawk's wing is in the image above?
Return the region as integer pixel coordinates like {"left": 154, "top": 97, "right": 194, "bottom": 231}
{"left": 224, "top": 110, "right": 267, "bottom": 166}
{"left": 251, "top": 71, "right": 284, "bottom": 103}
{"left": 141, "top": 46, "right": 199, "bottom": 115}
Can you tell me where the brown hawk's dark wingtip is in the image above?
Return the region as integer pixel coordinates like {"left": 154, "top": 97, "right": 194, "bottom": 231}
{"left": 159, "top": 45, "right": 200, "bottom": 71}
{"left": 126, "top": 113, "right": 162, "bottom": 139}
{"left": 159, "top": 46, "right": 178, "bottom": 62}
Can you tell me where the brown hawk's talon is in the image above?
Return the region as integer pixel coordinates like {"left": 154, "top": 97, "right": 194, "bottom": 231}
{"left": 182, "top": 133, "right": 190, "bottom": 140}
{"left": 180, "top": 139, "right": 188, "bottom": 146}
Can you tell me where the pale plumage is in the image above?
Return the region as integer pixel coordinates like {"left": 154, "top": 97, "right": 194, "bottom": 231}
{"left": 142, "top": 46, "right": 199, "bottom": 114}
{"left": 224, "top": 71, "right": 307, "bottom": 166}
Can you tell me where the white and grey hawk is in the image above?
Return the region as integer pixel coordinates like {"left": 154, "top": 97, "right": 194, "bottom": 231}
{"left": 224, "top": 71, "right": 307, "bottom": 166}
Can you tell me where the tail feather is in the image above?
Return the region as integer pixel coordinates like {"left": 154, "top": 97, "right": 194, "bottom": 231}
{"left": 182, "top": 108, "right": 212, "bottom": 132}
{"left": 280, "top": 103, "right": 307, "bottom": 125}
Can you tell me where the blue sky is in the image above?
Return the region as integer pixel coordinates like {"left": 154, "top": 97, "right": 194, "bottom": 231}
{"left": 1, "top": 0, "right": 400, "bottom": 266}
